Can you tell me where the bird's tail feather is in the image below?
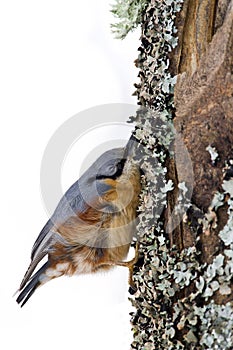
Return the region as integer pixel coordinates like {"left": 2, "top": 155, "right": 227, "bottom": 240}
{"left": 16, "top": 261, "right": 50, "bottom": 307}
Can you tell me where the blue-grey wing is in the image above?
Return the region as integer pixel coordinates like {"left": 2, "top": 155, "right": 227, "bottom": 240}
{"left": 18, "top": 181, "right": 86, "bottom": 290}
{"left": 31, "top": 179, "right": 87, "bottom": 260}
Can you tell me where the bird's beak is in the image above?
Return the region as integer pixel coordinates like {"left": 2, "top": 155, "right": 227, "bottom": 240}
{"left": 124, "top": 134, "right": 139, "bottom": 159}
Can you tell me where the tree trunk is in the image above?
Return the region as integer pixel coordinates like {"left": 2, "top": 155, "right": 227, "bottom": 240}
{"left": 122, "top": 0, "right": 233, "bottom": 349}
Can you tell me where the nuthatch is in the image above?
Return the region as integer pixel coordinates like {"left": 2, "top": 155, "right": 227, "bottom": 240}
{"left": 16, "top": 147, "right": 141, "bottom": 306}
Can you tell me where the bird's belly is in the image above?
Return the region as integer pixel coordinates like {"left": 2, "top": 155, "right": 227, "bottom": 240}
{"left": 48, "top": 199, "right": 138, "bottom": 277}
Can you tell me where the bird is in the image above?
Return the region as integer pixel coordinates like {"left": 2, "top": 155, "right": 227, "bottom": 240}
{"left": 16, "top": 146, "right": 141, "bottom": 306}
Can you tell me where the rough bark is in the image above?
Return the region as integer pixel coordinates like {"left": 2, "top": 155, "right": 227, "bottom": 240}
{"left": 128, "top": 0, "right": 233, "bottom": 349}
{"left": 173, "top": 0, "right": 233, "bottom": 277}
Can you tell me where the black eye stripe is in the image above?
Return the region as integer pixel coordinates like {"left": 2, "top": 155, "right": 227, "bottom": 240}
{"left": 96, "top": 159, "right": 126, "bottom": 180}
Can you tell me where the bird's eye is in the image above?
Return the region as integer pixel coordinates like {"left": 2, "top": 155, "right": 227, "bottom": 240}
{"left": 108, "top": 159, "right": 126, "bottom": 179}
{"left": 96, "top": 159, "right": 126, "bottom": 180}
{"left": 107, "top": 164, "right": 117, "bottom": 176}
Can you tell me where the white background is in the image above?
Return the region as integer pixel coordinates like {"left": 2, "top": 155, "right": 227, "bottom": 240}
{"left": 0, "top": 1, "right": 140, "bottom": 349}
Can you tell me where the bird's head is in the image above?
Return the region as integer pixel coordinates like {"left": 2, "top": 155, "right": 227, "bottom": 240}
{"left": 79, "top": 148, "right": 141, "bottom": 214}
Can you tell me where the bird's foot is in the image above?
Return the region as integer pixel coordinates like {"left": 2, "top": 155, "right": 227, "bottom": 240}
{"left": 98, "top": 242, "right": 139, "bottom": 291}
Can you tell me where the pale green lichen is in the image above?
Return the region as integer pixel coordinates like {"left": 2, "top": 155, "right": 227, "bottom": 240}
{"left": 209, "top": 191, "right": 225, "bottom": 211}
{"left": 174, "top": 167, "right": 233, "bottom": 348}
{"left": 219, "top": 179, "right": 233, "bottom": 246}
{"left": 173, "top": 181, "right": 192, "bottom": 215}
{"left": 195, "top": 302, "right": 233, "bottom": 349}
{"left": 206, "top": 145, "right": 219, "bottom": 165}
{"left": 111, "top": 0, "right": 149, "bottom": 39}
